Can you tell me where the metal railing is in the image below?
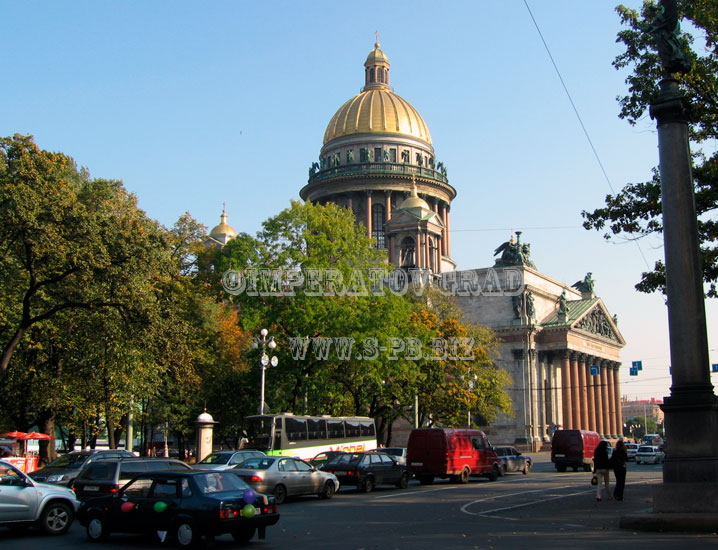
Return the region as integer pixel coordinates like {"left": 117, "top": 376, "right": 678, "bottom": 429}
{"left": 308, "top": 162, "right": 448, "bottom": 185}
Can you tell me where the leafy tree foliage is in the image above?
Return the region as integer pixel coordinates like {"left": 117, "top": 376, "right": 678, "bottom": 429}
{"left": 582, "top": 1, "right": 718, "bottom": 296}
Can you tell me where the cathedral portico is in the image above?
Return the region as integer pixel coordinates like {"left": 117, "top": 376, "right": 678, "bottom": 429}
{"left": 453, "top": 236, "right": 625, "bottom": 448}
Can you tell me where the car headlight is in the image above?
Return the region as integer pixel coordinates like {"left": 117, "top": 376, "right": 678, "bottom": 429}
{"left": 47, "top": 474, "right": 65, "bottom": 482}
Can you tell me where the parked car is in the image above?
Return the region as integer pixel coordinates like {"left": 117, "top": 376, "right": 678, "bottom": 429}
{"left": 407, "top": 428, "right": 500, "bottom": 484}
{"left": 550, "top": 429, "right": 600, "bottom": 472}
{"left": 72, "top": 458, "right": 191, "bottom": 499}
{"left": 308, "top": 451, "right": 347, "bottom": 470}
{"left": 77, "top": 470, "right": 279, "bottom": 546}
{"left": 382, "top": 447, "right": 408, "bottom": 466}
{"left": 232, "top": 456, "right": 339, "bottom": 504}
{"left": 494, "top": 446, "right": 532, "bottom": 475}
{"left": 28, "top": 449, "right": 135, "bottom": 486}
{"left": 192, "top": 450, "right": 266, "bottom": 471}
{"left": 625, "top": 443, "right": 640, "bottom": 461}
{"left": 323, "top": 451, "right": 410, "bottom": 492}
{"left": 635, "top": 445, "right": 665, "bottom": 465}
{"left": 0, "top": 459, "right": 79, "bottom": 535}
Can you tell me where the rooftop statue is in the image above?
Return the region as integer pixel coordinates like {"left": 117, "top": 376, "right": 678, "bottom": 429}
{"left": 637, "top": 0, "right": 691, "bottom": 74}
{"left": 493, "top": 231, "right": 536, "bottom": 268}
{"left": 572, "top": 272, "right": 595, "bottom": 294}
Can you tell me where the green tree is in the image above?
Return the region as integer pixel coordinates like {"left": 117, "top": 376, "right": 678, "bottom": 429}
{"left": 582, "top": 1, "right": 718, "bottom": 295}
{"left": 0, "top": 134, "right": 171, "bottom": 374}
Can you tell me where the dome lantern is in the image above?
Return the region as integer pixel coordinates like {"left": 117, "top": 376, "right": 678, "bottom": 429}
{"left": 363, "top": 33, "right": 390, "bottom": 91}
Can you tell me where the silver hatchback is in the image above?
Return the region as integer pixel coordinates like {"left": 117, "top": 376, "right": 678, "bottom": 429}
{"left": 0, "top": 459, "right": 80, "bottom": 535}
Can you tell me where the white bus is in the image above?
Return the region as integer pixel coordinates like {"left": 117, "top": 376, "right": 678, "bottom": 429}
{"left": 243, "top": 414, "right": 377, "bottom": 460}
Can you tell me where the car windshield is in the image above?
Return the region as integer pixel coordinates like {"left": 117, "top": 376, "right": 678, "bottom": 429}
{"left": 45, "top": 453, "right": 90, "bottom": 468}
{"left": 194, "top": 472, "right": 248, "bottom": 494}
{"left": 198, "top": 453, "right": 231, "bottom": 465}
{"left": 238, "top": 457, "right": 276, "bottom": 470}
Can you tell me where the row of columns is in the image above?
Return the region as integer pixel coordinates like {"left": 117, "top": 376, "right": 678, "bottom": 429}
{"left": 536, "top": 351, "right": 622, "bottom": 439}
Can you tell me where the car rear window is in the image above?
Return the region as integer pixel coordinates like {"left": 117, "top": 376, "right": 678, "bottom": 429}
{"left": 240, "top": 457, "right": 276, "bottom": 470}
{"left": 326, "top": 453, "right": 362, "bottom": 467}
{"left": 637, "top": 446, "right": 654, "bottom": 453}
{"left": 80, "top": 462, "right": 117, "bottom": 481}
{"left": 199, "top": 453, "right": 231, "bottom": 465}
{"left": 120, "top": 462, "right": 148, "bottom": 477}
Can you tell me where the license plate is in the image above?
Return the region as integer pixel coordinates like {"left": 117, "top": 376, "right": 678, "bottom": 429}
{"left": 554, "top": 454, "right": 564, "bottom": 458}
{"left": 84, "top": 485, "right": 99, "bottom": 491}
{"left": 411, "top": 462, "right": 423, "bottom": 466}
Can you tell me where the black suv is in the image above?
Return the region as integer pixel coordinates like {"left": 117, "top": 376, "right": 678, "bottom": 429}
{"left": 323, "top": 451, "right": 410, "bottom": 492}
{"left": 72, "top": 458, "right": 191, "bottom": 499}
{"left": 28, "top": 449, "right": 134, "bottom": 486}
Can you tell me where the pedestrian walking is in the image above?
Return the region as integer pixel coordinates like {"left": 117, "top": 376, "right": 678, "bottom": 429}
{"left": 593, "top": 440, "right": 612, "bottom": 501}
{"left": 612, "top": 439, "right": 628, "bottom": 501}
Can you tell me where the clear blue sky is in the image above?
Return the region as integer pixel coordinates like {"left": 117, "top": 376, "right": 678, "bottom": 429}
{"left": 3, "top": 0, "right": 716, "bottom": 402}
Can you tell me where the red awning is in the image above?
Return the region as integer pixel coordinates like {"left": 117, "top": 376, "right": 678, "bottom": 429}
{"left": 0, "top": 431, "right": 28, "bottom": 440}
{"left": 23, "top": 432, "right": 52, "bottom": 440}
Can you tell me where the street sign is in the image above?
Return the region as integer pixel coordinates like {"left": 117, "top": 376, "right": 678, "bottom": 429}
{"left": 630, "top": 367, "right": 638, "bottom": 376}
{"left": 712, "top": 364, "right": 718, "bottom": 373}
{"left": 590, "top": 365, "right": 599, "bottom": 376}
{"left": 631, "top": 360, "right": 643, "bottom": 371}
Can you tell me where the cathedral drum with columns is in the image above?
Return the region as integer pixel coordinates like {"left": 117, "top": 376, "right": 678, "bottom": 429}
{"left": 301, "top": 40, "right": 456, "bottom": 274}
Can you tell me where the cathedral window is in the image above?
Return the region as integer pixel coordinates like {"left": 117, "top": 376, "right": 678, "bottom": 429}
{"left": 374, "top": 147, "right": 382, "bottom": 162}
{"left": 369, "top": 68, "right": 375, "bottom": 83}
{"left": 372, "top": 204, "right": 386, "bottom": 249}
{"left": 390, "top": 148, "right": 397, "bottom": 162}
{"left": 400, "top": 237, "right": 416, "bottom": 268}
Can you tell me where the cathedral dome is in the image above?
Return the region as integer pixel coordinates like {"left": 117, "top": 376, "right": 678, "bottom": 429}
{"left": 322, "top": 42, "right": 432, "bottom": 146}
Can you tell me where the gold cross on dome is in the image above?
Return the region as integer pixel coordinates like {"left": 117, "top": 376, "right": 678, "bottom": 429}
{"left": 375, "top": 30, "right": 380, "bottom": 48}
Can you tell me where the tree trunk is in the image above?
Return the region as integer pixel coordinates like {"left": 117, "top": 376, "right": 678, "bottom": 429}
{"left": 38, "top": 413, "right": 56, "bottom": 466}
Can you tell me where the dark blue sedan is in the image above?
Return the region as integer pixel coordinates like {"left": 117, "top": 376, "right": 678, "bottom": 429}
{"left": 77, "top": 470, "right": 279, "bottom": 547}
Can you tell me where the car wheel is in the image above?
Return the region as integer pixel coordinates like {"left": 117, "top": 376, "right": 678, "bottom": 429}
{"left": 232, "top": 526, "right": 256, "bottom": 543}
{"left": 40, "top": 501, "right": 73, "bottom": 536}
{"left": 273, "top": 484, "right": 287, "bottom": 505}
{"left": 418, "top": 475, "right": 434, "bottom": 485}
{"left": 459, "top": 467, "right": 471, "bottom": 484}
{"left": 522, "top": 462, "right": 531, "bottom": 475}
{"left": 487, "top": 465, "right": 499, "bottom": 482}
{"left": 397, "top": 472, "right": 410, "bottom": 489}
{"left": 86, "top": 514, "right": 110, "bottom": 542}
{"left": 174, "top": 520, "right": 199, "bottom": 548}
{"left": 319, "top": 480, "right": 336, "bottom": 499}
{"left": 362, "top": 476, "right": 375, "bottom": 493}
{"left": 499, "top": 464, "right": 507, "bottom": 476}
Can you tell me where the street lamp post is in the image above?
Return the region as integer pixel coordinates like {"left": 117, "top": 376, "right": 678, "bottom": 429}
{"left": 253, "top": 329, "right": 278, "bottom": 414}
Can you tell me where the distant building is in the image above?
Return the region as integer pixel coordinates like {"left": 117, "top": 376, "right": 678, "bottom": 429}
{"left": 621, "top": 397, "right": 664, "bottom": 425}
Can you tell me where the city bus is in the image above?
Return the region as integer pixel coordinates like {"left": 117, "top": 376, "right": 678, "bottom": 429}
{"left": 243, "top": 414, "right": 377, "bottom": 460}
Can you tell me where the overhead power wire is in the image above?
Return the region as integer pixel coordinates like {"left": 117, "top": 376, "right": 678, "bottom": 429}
{"left": 522, "top": 0, "right": 651, "bottom": 271}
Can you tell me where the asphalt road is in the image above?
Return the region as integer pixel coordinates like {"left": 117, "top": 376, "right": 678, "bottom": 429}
{"left": 3, "top": 453, "right": 717, "bottom": 550}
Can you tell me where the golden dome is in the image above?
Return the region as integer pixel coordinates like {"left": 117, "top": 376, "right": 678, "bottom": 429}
{"left": 398, "top": 183, "right": 430, "bottom": 211}
{"left": 323, "top": 89, "right": 432, "bottom": 145}
{"left": 209, "top": 206, "right": 237, "bottom": 241}
{"left": 323, "top": 42, "right": 432, "bottom": 146}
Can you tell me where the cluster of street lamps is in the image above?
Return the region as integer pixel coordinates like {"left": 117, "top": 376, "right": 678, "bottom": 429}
{"left": 253, "top": 329, "right": 278, "bottom": 414}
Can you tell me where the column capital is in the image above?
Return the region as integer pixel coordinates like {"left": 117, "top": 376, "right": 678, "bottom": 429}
{"left": 513, "top": 348, "right": 527, "bottom": 360}
{"left": 560, "top": 349, "right": 571, "bottom": 361}
{"left": 569, "top": 350, "right": 582, "bottom": 362}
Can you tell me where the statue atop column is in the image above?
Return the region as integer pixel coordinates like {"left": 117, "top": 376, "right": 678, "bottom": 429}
{"left": 637, "top": 0, "right": 691, "bottom": 74}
